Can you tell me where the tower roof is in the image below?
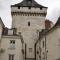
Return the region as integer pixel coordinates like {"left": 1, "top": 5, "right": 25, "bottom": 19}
{"left": 11, "top": 0, "right": 47, "bottom": 8}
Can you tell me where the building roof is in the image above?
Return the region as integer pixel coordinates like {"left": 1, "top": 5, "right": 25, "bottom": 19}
{"left": 38, "top": 17, "right": 60, "bottom": 40}
{"left": 54, "top": 17, "right": 60, "bottom": 27}
{"left": 39, "top": 29, "right": 48, "bottom": 38}
{"left": 0, "top": 17, "right": 4, "bottom": 27}
{"left": 2, "top": 28, "right": 18, "bottom": 36}
{"left": 11, "top": 0, "right": 47, "bottom": 8}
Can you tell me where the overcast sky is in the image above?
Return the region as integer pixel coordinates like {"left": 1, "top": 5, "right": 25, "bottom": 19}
{"left": 0, "top": 0, "right": 60, "bottom": 28}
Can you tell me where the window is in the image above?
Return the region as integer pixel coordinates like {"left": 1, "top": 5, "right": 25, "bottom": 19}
{"left": 10, "top": 40, "right": 15, "bottom": 48}
{"left": 40, "top": 7, "right": 42, "bottom": 10}
{"left": 10, "top": 40, "right": 15, "bottom": 44}
{"left": 9, "top": 54, "right": 14, "bottom": 60}
{"left": 43, "top": 41, "right": 44, "bottom": 47}
{"left": 29, "top": 48, "right": 32, "bottom": 52}
{"left": 28, "top": 22, "right": 30, "bottom": 26}
{"left": 28, "top": 7, "right": 31, "bottom": 9}
{"left": 18, "top": 6, "right": 20, "bottom": 9}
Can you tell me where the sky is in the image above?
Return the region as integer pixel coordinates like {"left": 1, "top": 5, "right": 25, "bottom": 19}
{"left": 0, "top": 0, "right": 60, "bottom": 28}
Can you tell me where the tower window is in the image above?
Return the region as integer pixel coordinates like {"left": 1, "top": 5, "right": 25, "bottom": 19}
{"left": 40, "top": 7, "right": 42, "bottom": 10}
{"left": 18, "top": 6, "right": 20, "bottom": 9}
{"left": 28, "top": 22, "right": 30, "bottom": 26}
{"left": 28, "top": 7, "right": 31, "bottom": 9}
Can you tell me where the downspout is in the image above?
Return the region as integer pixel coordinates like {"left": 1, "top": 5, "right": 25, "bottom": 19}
{"left": 25, "top": 43, "right": 26, "bottom": 60}
{"left": 39, "top": 39, "right": 41, "bottom": 60}
{"left": 0, "top": 40, "right": 1, "bottom": 59}
{"left": 45, "top": 37, "right": 47, "bottom": 60}
{"left": 0, "top": 27, "right": 3, "bottom": 60}
{"left": 35, "top": 43, "right": 36, "bottom": 60}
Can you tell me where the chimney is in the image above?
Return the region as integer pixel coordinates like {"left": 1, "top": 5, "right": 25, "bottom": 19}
{"left": 3, "top": 27, "right": 8, "bottom": 34}
{"left": 45, "top": 20, "right": 51, "bottom": 29}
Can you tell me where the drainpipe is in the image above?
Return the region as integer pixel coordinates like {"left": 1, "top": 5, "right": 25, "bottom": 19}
{"left": 35, "top": 43, "right": 36, "bottom": 60}
{"left": 39, "top": 40, "right": 41, "bottom": 60}
{"left": 45, "top": 37, "right": 47, "bottom": 60}
{"left": 0, "top": 32, "right": 2, "bottom": 60}
{"left": 0, "top": 40, "right": 1, "bottom": 60}
{"left": 0, "top": 35, "right": 2, "bottom": 60}
{"left": 25, "top": 43, "right": 26, "bottom": 60}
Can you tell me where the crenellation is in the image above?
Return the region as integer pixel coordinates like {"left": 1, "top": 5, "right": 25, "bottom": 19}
{"left": 11, "top": 11, "right": 47, "bottom": 17}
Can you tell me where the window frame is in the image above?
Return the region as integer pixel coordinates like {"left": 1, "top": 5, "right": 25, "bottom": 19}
{"left": 18, "top": 6, "right": 20, "bottom": 9}
{"left": 9, "top": 54, "right": 14, "bottom": 60}
{"left": 40, "top": 7, "right": 42, "bottom": 10}
{"left": 10, "top": 40, "right": 15, "bottom": 44}
{"left": 9, "top": 40, "right": 15, "bottom": 48}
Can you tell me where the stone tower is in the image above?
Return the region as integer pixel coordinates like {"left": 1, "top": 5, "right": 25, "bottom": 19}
{"left": 11, "top": 0, "right": 47, "bottom": 60}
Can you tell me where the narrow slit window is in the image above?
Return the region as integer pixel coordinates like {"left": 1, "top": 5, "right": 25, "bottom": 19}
{"left": 28, "top": 7, "right": 31, "bottom": 9}
{"left": 28, "top": 22, "right": 30, "bottom": 26}
{"left": 43, "top": 41, "right": 44, "bottom": 47}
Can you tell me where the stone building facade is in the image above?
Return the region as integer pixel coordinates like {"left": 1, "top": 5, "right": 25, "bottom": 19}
{"left": 0, "top": 18, "right": 23, "bottom": 60}
{"left": 0, "top": 0, "right": 56, "bottom": 60}
{"left": 11, "top": 0, "right": 47, "bottom": 60}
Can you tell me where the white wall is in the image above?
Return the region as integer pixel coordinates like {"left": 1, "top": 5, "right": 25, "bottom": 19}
{"left": 0, "top": 24, "right": 3, "bottom": 41}
{"left": 0, "top": 36, "right": 23, "bottom": 60}
{"left": 36, "top": 27, "right": 60, "bottom": 60}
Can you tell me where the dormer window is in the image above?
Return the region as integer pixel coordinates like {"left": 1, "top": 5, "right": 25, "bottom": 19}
{"left": 8, "top": 29, "right": 13, "bottom": 35}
